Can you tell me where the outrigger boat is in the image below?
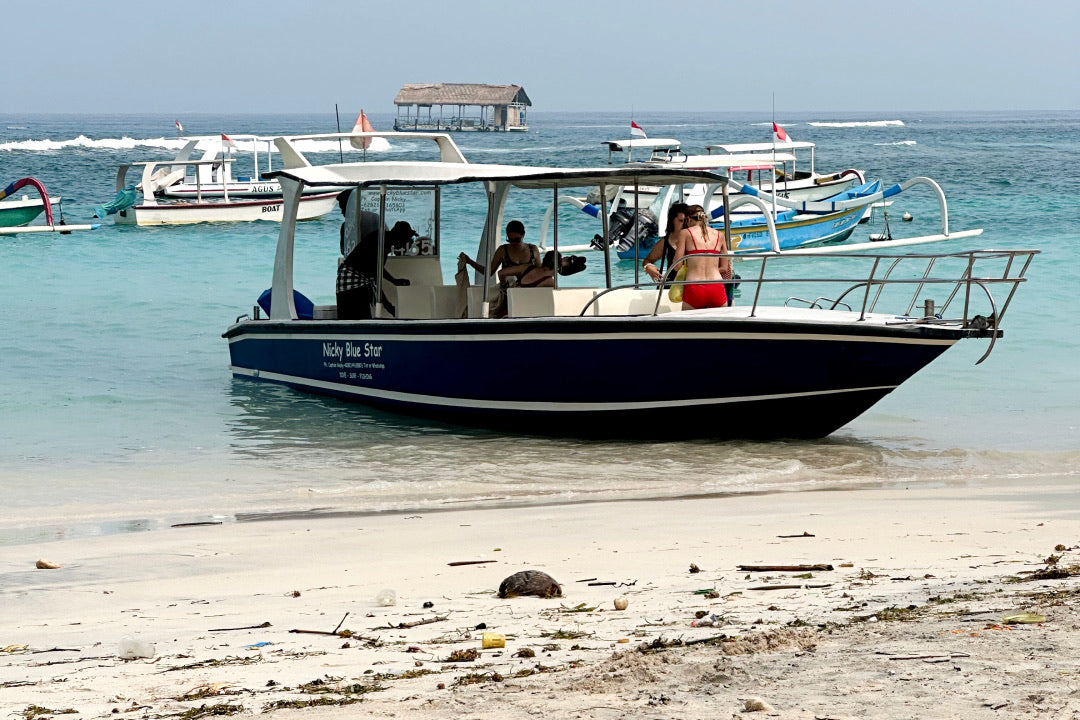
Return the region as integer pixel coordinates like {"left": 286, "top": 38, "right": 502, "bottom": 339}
{"left": 222, "top": 132, "right": 1034, "bottom": 439}
{"left": 0, "top": 177, "right": 99, "bottom": 235}
{"left": 601, "top": 136, "right": 865, "bottom": 213}
{"left": 98, "top": 155, "right": 341, "bottom": 225}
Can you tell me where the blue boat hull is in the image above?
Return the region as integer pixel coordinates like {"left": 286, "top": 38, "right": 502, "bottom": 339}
{"left": 617, "top": 206, "right": 863, "bottom": 260}
{"left": 224, "top": 316, "right": 967, "bottom": 439}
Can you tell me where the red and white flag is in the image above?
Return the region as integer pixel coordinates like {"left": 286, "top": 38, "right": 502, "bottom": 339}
{"left": 220, "top": 133, "right": 236, "bottom": 148}
{"left": 630, "top": 120, "right": 647, "bottom": 139}
{"left": 772, "top": 122, "right": 789, "bottom": 143}
{"left": 174, "top": 120, "right": 183, "bottom": 133}
{"left": 350, "top": 110, "right": 375, "bottom": 150}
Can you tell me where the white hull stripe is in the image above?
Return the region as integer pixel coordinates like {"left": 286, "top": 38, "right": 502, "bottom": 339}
{"left": 227, "top": 330, "right": 956, "bottom": 347}
{"left": 230, "top": 366, "right": 897, "bottom": 411}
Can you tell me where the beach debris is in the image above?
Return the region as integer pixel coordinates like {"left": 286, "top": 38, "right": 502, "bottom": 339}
{"left": 778, "top": 531, "right": 815, "bottom": 538}
{"left": 35, "top": 560, "right": 60, "bottom": 570}
{"left": 588, "top": 581, "right": 616, "bottom": 586}
{"left": 514, "top": 647, "right": 536, "bottom": 658}
{"left": 117, "top": 636, "right": 155, "bottom": 660}
{"left": 617, "top": 638, "right": 630, "bottom": 644}
{"left": 614, "top": 596, "right": 629, "bottom": 611}
{"left": 2, "top": 644, "right": 29, "bottom": 654}
{"left": 20, "top": 706, "right": 78, "bottom": 719}
{"left": 738, "top": 564, "right": 833, "bottom": 572}
{"left": 289, "top": 613, "right": 353, "bottom": 637}
{"left": 245, "top": 642, "right": 272, "bottom": 649}
{"left": 170, "top": 521, "right": 223, "bottom": 528}
{"left": 481, "top": 632, "right": 505, "bottom": 649}
{"left": 749, "top": 584, "right": 833, "bottom": 591}
{"left": 554, "top": 603, "right": 596, "bottom": 613}
{"left": 209, "top": 621, "right": 272, "bottom": 632}
{"left": 1003, "top": 612, "right": 1047, "bottom": 624}
{"left": 692, "top": 587, "right": 715, "bottom": 595}
{"left": 422, "top": 601, "right": 434, "bottom": 608}
{"left": 743, "top": 696, "right": 774, "bottom": 712}
{"left": 576, "top": 577, "right": 597, "bottom": 583}
{"left": 498, "top": 570, "right": 562, "bottom": 598}
{"left": 689, "top": 563, "right": 701, "bottom": 573}
{"left": 376, "top": 589, "right": 396, "bottom": 606}
{"left": 444, "top": 648, "right": 479, "bottom": 662}
{"left": 691, "top": 614, "right": 722, "bottom": 627}
{"left": 176, "top": 682, "right": 239, "bottom": 701}
{"left": 888, "top": 652, "right": 971, "bottom": 661}
{"left": 447, "top": 559, "right": 497, "bottom": 566}
{"left": 386, "top": 615, "right": 448, "bottom": 630}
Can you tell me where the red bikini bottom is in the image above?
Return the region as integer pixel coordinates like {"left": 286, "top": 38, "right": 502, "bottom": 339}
{"left": 683, "top": 283, "right": 728, "bottom": 309}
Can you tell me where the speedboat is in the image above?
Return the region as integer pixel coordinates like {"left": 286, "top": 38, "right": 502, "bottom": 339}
{"left": 222, "top": 132, "right": 1035, "bottom": 439}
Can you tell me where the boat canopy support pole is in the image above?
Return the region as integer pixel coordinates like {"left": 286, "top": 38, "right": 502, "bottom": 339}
{"left": 269, "top": 177, "right": 302, "bottom": 320}
{"left": 600, "top": 184, "right": 611, "bottom": 288}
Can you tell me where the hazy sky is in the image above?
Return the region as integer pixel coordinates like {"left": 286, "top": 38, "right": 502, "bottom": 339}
{"left": 4, "top": 0, "right": 1077, "bottom": 114}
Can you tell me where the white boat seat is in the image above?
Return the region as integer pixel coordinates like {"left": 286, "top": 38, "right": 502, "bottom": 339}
{"left": 552, "top": 288, "right": 600, "bottom": 316}
{"left": 507, "top": 287, "right": 555, "bottom": 317}
{"left": 431, "top": 286, "right": 463, "bottom": 319}
{"left": 384, "top": 256, "right": 444, "bottom": 287}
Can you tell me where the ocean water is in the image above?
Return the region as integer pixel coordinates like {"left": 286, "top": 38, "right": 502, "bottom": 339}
{"left": 1, "top": 110, "right": 1077, "bottom": 545}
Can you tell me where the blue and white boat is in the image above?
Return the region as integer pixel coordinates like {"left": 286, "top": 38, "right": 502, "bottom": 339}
{"left": 612, "top": 180, "right": 881, "bottom": 259}
{"left": 223, "top": 132, "right": 1034, "bottom": 440}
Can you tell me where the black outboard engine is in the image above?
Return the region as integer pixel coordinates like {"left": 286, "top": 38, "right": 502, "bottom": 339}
{"left": 592, "top": 207, "right": 658, "bottom": 252}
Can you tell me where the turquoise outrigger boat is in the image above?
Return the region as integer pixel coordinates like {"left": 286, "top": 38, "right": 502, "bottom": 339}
{"left": 0, "top": 177, "right": 99, "bottom": 235}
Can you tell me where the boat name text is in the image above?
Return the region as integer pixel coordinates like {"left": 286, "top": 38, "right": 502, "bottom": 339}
{"left": 323, "top": 341, "right": 383, "bottom": 360}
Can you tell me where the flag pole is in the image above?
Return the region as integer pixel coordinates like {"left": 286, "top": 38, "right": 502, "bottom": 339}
{"left": 335, "top": 104, "right": 344, "bottom": 163}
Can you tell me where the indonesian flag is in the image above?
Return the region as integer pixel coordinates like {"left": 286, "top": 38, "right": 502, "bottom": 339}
{"left": 174, "top": 120, "right": 183, "bottom": 133}
{"left": 772, "top": 122, "right": 789, "bottom": 143}
{"left": 630, "top": 121, "right": 647, "bottom": 139}
{"left": 220, "top": 132, "right": 236, "bottom": 148}
{"left": 350, "top": 110, "right": 375, "bottom": 150}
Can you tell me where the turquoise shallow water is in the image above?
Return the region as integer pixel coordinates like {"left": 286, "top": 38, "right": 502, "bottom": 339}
{"left": 0, "top": 111, "right": 1077, "bottom": 543}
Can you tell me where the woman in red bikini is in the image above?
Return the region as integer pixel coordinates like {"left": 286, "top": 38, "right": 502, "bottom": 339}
{"left": 671, "top": 204, "right": 732, "bottom": 310}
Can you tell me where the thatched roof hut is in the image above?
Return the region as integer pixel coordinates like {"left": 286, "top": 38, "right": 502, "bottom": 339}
{"left": 393, "top": 83, "right": 531, "bottom": 132}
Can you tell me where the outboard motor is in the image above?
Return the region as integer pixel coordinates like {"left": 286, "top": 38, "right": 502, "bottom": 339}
{"left": 592, "top": 207, "right": 657, "bottom": 252}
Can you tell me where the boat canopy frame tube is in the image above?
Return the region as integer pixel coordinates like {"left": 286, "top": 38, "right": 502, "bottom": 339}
{"left": 270, "top": 176, "right": 302, "bottom": 320}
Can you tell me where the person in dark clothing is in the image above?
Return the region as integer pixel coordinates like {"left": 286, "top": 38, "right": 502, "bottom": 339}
{"left": 335, "top": 191, "right": 410, "bottom": 319}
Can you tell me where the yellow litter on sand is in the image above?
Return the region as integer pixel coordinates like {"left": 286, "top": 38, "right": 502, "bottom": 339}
{"left": 2, "top": 644, "right": 28, "bottom": 653}
{"left": 1003, "top": 612, "right": 1046, "bottom": 624}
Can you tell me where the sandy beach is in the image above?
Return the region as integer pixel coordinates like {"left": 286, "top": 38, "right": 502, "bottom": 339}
{"left": 3, "top": 478, "right": 1079, "bottom": 719}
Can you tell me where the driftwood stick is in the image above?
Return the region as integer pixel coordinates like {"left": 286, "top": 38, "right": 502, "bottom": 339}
{"left": 447, "top": 560, "right": 497, "bottom": 566}
{"left": 395, "top": 615, "right": 448, "bottom": 629}
{"left": 777, "top": 532, "right": 815, "bottom": 538}
{"left": 888, "top": 653, "right": 971, "bottom": 661}
{"left": 738, "top": 564, "right": 834, "bottom": 572}
{"left": 209, "top": 621, "right": 272, "bottom": 632}
{"left": 332, "top": 612, "right": 349, "bottom": 634}
{"left": 748, "top": 584, "right": 833, "bottom": 591}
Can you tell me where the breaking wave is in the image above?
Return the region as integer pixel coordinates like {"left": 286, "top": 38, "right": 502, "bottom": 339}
{"left": 0, "top": 135, "right": 391, "bottom": 153}
{"left": 808, "top": 120, "right": 905, "bottom": 128}
{"left": 874, "top": 140, "right": 917, "bottom": 146}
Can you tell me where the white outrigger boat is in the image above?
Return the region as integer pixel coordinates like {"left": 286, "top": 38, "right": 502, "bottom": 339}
{"left": 152, "top": 135, "right": 346, "bottom": 200}
{"left": 222, "top": 131, "right": 1035, "bottom": 439}
{"left": 602, "top": 136, "right": 865, "bottom": 212}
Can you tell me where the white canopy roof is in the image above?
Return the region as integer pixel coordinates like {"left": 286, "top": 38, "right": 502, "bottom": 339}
{"left": 265, "top": 161, "right": 728, "bottom": 190}
{"left": 633, "top": 152, "right": 796, "bottom": 169}
{"left": 602, "top": 138, "right": 681, "bottom": 151}
{"left": 706, "top": 141, "right": 815, "bottom": 153}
